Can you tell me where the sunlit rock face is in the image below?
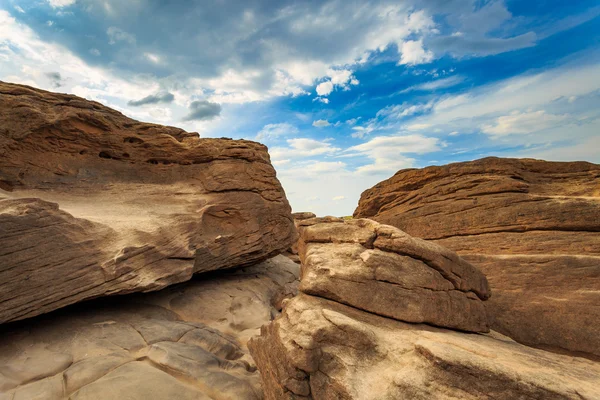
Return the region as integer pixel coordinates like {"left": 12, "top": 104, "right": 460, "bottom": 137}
{"left": 249, "top": 220, "right": 600, "bottom": 400}
{"left": 354, "top": 157, "right": 600, "bottom": 358}
{"left": 0, "top": 81, "right": 296, "bottom": 324}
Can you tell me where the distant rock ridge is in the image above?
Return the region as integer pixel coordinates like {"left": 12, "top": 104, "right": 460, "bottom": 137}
{"left": 354, "top": 156, "right": 600, "bottom": 358}
{"left": 0, "top": 81, "right": 297, "bottom": 324}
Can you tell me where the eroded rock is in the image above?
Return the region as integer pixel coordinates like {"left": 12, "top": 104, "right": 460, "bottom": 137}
{"left": 297, "top": 218, "right": 490, "bottom": 332}
{"left": 249, "top": 294, "right": 600, "bottom": 400}
{"left": 0, "top": 255, "right": 300, "bottom": 400}
{"left": 0, "top": 81, "right": 296, "bottom": 323}
{"left": 353, "top": 157, "right": 600, "bottom": 357}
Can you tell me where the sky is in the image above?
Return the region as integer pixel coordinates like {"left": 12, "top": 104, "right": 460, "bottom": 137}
{"left": 1, "top": 0, "right": 599, "bottom": 216}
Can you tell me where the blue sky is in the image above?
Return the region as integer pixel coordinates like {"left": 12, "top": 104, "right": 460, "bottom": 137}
{"left": 1, "top": 0, "right": 599, "bottom": 216}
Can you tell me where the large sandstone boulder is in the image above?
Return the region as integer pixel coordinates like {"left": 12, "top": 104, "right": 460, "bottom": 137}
{"left": 0, "top": 81, "right": 296, "bottom": 324}
{"left": 249, "top": 293, "right": 600, "bottom": 400}
{"left": 296, "top": 218, "right": 490, "bottom": 333}
{"left": 354, "top": 157, "right": 600, "bottom": 358}
{"left": 0, "top": 255, "right": 300, "bottom": 400}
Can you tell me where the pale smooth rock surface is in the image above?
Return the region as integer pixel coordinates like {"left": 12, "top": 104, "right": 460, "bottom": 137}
{"left": 296, "top": 218, "right": 490, "bottom": 333}
{"left": 354, "top": 157, "right": 600, "bottom": 357}
{"left": 0, "top": 255, "right": 300, "bottom": 400}
{"left": 0, "top": 81, "right": 296, "bottom": 324}
{"left": 249, "top": 293, "right": 600, "bottom": 400}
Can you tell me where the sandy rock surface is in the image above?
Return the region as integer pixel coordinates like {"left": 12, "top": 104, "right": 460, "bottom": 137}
{"left": 0, "top": 81, "right": 296, "bottom": 324}
{"left": 354, "top": 157, "right": 600, "bottom": 357}
{"left": 250, "top": 293, "right": 600, "bottom": 400}
{"left": 0, "top": 255, "right": 299, "bottom": 400}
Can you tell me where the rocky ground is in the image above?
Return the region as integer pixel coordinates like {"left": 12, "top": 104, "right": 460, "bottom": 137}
{"left": 1, "top": 83, "right": 599, "bottom": 399}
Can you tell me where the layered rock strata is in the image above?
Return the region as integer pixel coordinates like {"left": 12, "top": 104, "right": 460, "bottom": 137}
{"left": 0, "top": 81, "right": 296, "bottom": 323}
{"left": 354, "top": 157, "right": 600, "bottom": 357}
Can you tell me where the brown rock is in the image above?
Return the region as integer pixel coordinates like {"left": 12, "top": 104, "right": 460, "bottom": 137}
{"left": 354, "top": 157, "right": 600, "bottom": 357}
{"left": 296, "top": 218, "right": 490, "bottom": 333}
{"left": 249, "top": 293, "right": 600, "bottom": 400}
{"left": 0, "top": 81, "right": 296, "bottom": 323}
{"left": 0, "top": 255, "right": 300, "bottom": 400}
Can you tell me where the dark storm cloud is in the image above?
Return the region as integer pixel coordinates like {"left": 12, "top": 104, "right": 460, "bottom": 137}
{"left": 183, "top": 100, "right": 222, "bottom": 121}
{"left": 45, "top": 72, "right": 63, "bottom": 88}
{"left": 128, "top": 91, "right": 175, "bottom": 106}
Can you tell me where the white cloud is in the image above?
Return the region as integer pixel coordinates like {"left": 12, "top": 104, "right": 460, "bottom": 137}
{"left": 481, "top": 110, "right": 568, "bottom": 137}
{"left": 405, "top": 123, "right": 431, "bottom": 131}
{"left": 332, "top": 195, "right": 345, "bottom": 201}
{"left": 256, "top": 123, "right": 298, "bottom": 141}
{"left": 273, "top": 159, "right": 291, "bottom": 167}
{"left": 519, "top": 135, "right": 600, "bottom": 163}
{"left": 89, "top": 48, "right": 100, "bottom": 56}
{"left": 312, "top": 119, "right": 331, "bottom": 127}
{"left": 144, "top": 52, "right": 161, "bottom": 64}
{"left": 270, "top": 138, "right": 340, "bottom": 160}
{"left": 401, "top": 75, "right": 465, "bottom": 92}
{"left": 313, "top": 97, "right": 330, "bottom": 104}
{"left": 348, "top": 134, "right": 440, "bottom": 175}
{"left": 399, "top": 39, "right": 433, "bottom": 65}
{"left": 314, "top": 68, "right": 359, "bottom": 99}
{"left": 14, "top": 6, "right": 25, "bottom": 13}
{"left": 47, "top": 0, "right": 76, "bottom": 8}
{"left": 316, "top": 80, "right": 334, "bottom": 96}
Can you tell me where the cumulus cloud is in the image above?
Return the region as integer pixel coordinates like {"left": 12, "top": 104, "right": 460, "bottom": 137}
{"left": 316, "top": 81, "right": 334, "bottom": 96}
{"left": 183, "top": 100, "right": 222, "bottom": 121}
{"left": 314, "top": 69, "right": 359, "bottom": 99}
{"left": 128, "top": 92, "right": 175, "bottom": 106}
{"left": 312, "top": 119, "right": 331, "bottom": 127}
{"left": 399, "top": 40, "right": 434, "bottom": 65}
{"left": 256, "top": 123, "right": 298, "bottom": 141}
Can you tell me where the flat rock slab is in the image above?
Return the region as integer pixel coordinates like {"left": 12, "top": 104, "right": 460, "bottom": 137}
{"left": 0, "top": 255, "right": 299, "bottom": 400}
{"left": 353, "top": 157, "right": 600, "bottom": 357}
{"left": 0, "top": 81, "right": 296, "bottom": 324}
{"left": 297, "top": 218, "right": 490, "bottom": 333}
{"left": 249, "top": 293, "right": 600, "bottom": 400}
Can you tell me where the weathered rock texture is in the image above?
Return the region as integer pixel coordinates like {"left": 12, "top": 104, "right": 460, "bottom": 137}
{"left": 0, "top": 81, "right": 296, "bottom": 324}
{"left": 250, "top": 293, "right": 600, "bottom": 400}
{"left": 0, "top": 255, "right": 300, "bottom": 400}
{"left": 296, "top": 218, "right": 490, "bottom": 332}
{"left": 284, "top": 212, "right": 318, "bottom": 264}
{"left": 354, "top": 157, "right": 600, "bottom": 357}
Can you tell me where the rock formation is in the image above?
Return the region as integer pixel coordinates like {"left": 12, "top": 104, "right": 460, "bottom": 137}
{"left": 295, "top": 218, "right": 490, "bottom": 332}
{"left": 0, "top": 255, "right": 299, "bottom": 400}
{"left": 0, "top": 81, "right": 296, "bottom": 324}
{"left": 250, "top": 293, "right": 600, "bottom": 400}
{"left": 284, "top": 212, "right": 317, "bottom": 264}
{"left": 354, "top": 157, "right": 600, "bottom": 357}
{"left": 249, "top": 219, "right": 600, "bottom": 399}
